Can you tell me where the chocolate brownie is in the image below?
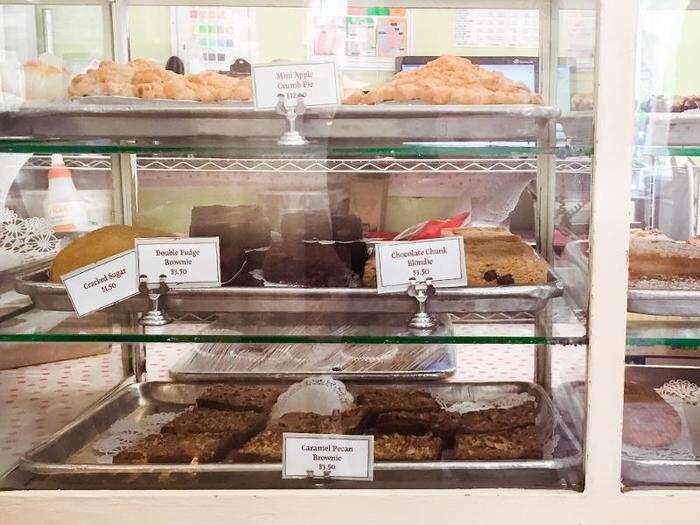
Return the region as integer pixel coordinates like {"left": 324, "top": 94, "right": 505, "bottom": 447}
{"left": 236, "top": 412, "right": 344, "bottom": 462}
{"left": 374, "top": 410, "right": 456, "bottom": 440}
{"left": 333, "top": 241, "right": 369, "bottom": 276}
{"left": 280, "top": 211, "right": 332, "bottom": 241}
{"left": 373, "top": 433, "right": 443, "bottom": 461}
{"left": 161, "top": 408, "right": 267, "bottom": 446}
{"left": 453, "top": 425, "right": 541, "bottom": 460}
{"left": 113, "top": 432, "right": 232, "bottom": 464}
{"left": 451, "top": 402, "right": 537, "bottom": 434}
{"left": 196, "top": 384, "right": 281, "bottom": 413}
{"left": 331, "top": 214, "right": 363, "bottom": 241}
{"left": 356, "top": 388, "right": 439, "bottom": 413}
{"left": 190, "top": 205, "right": 271, "bottom": 250}
{"left": 262, "top": 241, "right": 360, "bottom": 287}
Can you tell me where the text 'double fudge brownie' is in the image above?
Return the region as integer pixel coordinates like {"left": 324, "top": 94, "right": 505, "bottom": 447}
{"left": 453, "top": 425, "right": 541, "bottom": 460}
{"left": 356, "top": 388, "right": 439, "bottom": 414}
{"left": 161, "top": 408, "right": 267, "bottom": 446}
{"left": 373, "top": 433, "right": 443, "bottom": 461}
{"left": 196, "top": 384, "right": 281, "bottom": 414}
{"left": 451, "top": 401, "right": 537, "bottom": 434}
{"left": 113, "top": 432, "right": 232, "bottom": 464}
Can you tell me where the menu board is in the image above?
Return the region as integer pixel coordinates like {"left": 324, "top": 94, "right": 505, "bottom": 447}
{"left": 453, "top": 9, "right": 539, "bottom": 49}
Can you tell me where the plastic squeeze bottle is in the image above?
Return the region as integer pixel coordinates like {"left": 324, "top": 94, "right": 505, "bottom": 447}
{"left": 43, "top": 154, "right": 89, "bottom": 232}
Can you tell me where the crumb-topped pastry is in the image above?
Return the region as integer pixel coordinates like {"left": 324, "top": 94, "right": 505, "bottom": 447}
{"left": 356, "top": 388, "right": 439, "bottom": 413}
{"left": 161, "top": 408, "right": 266, "bottom": 446}
{"left": 196, "top": 384, "right": 281, "bottom": 413}
{"left": 343, "top": 55, "right": 542, "bottom": 105}
{"left": 629, "top": 232, "right": 700, "bottom": 281}
{"left": 374, "top": 433, "right": 443, "bottom": 461}
{"left": 450, "top": 402, "right": 537, "bottom": 434}
{"left": 454, "top": 425, "right": 541, "bottom": 460}
{"left": 113, "top": 432, "right": 232, "bottom": 464}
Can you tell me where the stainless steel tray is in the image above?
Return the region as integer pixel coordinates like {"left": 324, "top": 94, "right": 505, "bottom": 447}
{"left": 622, "top": 365, "right": 700, "bottom": 488}
{"left": 169, "top": 342, "right": 456, "bottom": 381}
{"left": 0, "top": 103, "right": 558, "bottom": 141}
{"left": 15, "top": 267, "right": 563, "bottom": 315}
{"left": 5, "top": 380, "right": 581, "bottom": 490}
{"left": 564, "top": 238, "right": 700, "bottom": 317}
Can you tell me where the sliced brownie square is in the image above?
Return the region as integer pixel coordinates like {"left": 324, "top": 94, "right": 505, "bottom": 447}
{"left": 356, "top": 388, "right": 439, "bottom": 414}
{"left": 373, "top": 433, "right": 443, "bottom": 461}
{"left": 113, "top": 432, "right": 232, "bottom": 464}
{"left": 451, "top": 402, "right": 537, "bottom": 434}
{"left": 161, "top": 408, "right": 267, "bottom": 447}
{"left": 453, "top": 425, "right": 541, "bottom": 460}
{"left": 196, "top": 384, "right": 281, "bottom": 413}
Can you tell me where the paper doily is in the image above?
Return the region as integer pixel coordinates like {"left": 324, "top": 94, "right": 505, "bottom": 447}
{"left": 439, "top": 392, "right": 536, "bottom": 413}
{"left": 657, "top": 380, "right": 700, "bottom": 406}
{"left": 0, "top": 208, "right": 59, "bottom": 265}
{"left": 92, "top": 410, "right": 184, "bottom": 463}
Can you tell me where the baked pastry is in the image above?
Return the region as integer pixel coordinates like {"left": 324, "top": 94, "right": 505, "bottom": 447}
{"left": 113, "top": 432, "right": 232, "bottom": 464}
{"left": 450, "top": 402, "right": 537, "bottom": 434}
{"left": 374, "top": 410, "right": 456, "bottom": 441}
{"left": 454, "top": 425, "right": 541, "bottom": 460}
{"left": 623, "top": 382, "right": 682, "bottom": 448}
{"left": 196, "top": 384, "right": 281, "bottom": 414}
{"left": 236, "top": 412, "right": 343, "bottom": 462}
{"left": 344, "top": 55, "right": 542, "bottom": 106}
{"left": 629, "top": 232, "right": 700, "bottom": 281}
{"left": 373, "top": 433, "right": 443, "bottom": 461}
{"left": 161, "top": 408, "right": 266, "bottom": 446}
{"left": 441, "top": 226, "right": 520, "bottom": 243}
{"left": 262, "top": 241, "right": 361, "bottom": 287}
{"left": 356, "top": 388, "right": 439, "bottom": 413}
{"left": 49, "top": 225, "right": 169, "bottom": 282}
{"left": 69, "top": 59, "right": 252, "bottom": 102}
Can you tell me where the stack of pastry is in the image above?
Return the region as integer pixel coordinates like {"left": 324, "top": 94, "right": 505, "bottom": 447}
{"left": 343, "top": 55, "right": 542, "bottom": 105}
{"left": 629, "top": 229, "right": 700, "bottom": 286}
{"left": 69, "top": 59, "right": 252, "bottom": 102}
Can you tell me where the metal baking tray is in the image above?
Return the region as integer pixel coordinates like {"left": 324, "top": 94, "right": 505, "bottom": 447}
{"left": 0, "top": 103, "right": 558, "bottom": 141}
{"left": 15, "top": 267, "right": 563, "bottom": 315}
{"left": 622, "top": 365, "right": 700, "bottom": 488}
{"left": 169, "top": 342, "right": 456, "bottom": 381}
{"left": 565, "top": 238, "right": 700, "bottom": 317}
{"left": 3, "top": 380, "right": 581, "bottom": 490}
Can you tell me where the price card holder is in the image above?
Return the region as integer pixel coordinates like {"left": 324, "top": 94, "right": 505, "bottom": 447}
{"left": 374, "top": 236, "right": 467, "bottom": 294}
{"left": 62, "top": 250, "right": 139, "bottom": 317}
{"left": 135, "top": 237, "right": 221, "bottom": 288}
{"left": 282, "top": 433, "right": 374, "bottom": 481}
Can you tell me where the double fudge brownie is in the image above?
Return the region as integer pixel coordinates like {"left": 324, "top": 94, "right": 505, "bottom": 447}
{"left": 113, "top": 432, "right": 232, "bottom": 464}
{"left": 451, "top": 401, "right": 537, "bottom": 434}
{"left": 189, "top": 205, "right": 272, "bottom": 283}
{"left": 356, "top": 388, "right": 440, "bottom": 414}
{"left": 262, "top": 241, "right": 361, "bottom": 287}
{"left": 161, "top": 408, "right": 267, "bottom": 446}
{"left": 374, "top": 433, "right": 443, "bottom": 461}
{"left": 196, "top": 384, "right": 281, "bottom": 414}
{"left": 453, "top": 425, "right": 541, "bottom": 460}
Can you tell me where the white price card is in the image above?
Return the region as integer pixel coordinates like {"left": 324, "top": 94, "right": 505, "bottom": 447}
{"left": 282, "top": 433, "right": 374, "bottom": 481}
{"left": 252, "top": 60, "right": 340, "bottom": 109}
{"left": 374, "top": 236, "right": 467, "bottom": 293}
{"left": 135, "top": 237, "right": 221, "bottom": 287}
{"left": 62, "top": 250, "right": 139, "bottom": 317}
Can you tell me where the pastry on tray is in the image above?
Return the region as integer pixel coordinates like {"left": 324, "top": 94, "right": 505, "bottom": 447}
{"left": 453, "top": 425, "right": 541, "bottom": 460}
{"left": 450, "top": 402, "right": 537, "bottom": 434}
{"left": 343, "top": 55, "right": 542, "bottom": 105}
{"left": 49, "top": 224, "right": 169, "bottom": 282}
{"left": 356, "top": 388, "right": 440, "bottom": 414}
{"left": 196, "top": 384, "right": 282, "bottom": 414}
{"left": 113, "top": 432, "right": 233, "bottom": 464}
{"left": 623, "top": 382, "right": 682, "bottom": 448}
{"left": 629, "top": 230, "right": 700, "bottom": 283}
{"left": 161, "top": 408, "right": 266, "bottom": 446}
{"left": 69, "top": 59, "right": 252, "bottom": 102}
{"left": 374, "top": 410, "right": 456, "bottom": 441}
{"left": 373, "top": 433, "right": 443, "bottom": 461}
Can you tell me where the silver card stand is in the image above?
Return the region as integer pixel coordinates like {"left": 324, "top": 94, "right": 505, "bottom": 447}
{"left": 276, "top": 93, "right": 308, "bottom": 146}
{"left": 138, "top": 275, "right": 172, "bottom": 326}
{"left": 407, "top": 278, "right": 437, "bottom": 331}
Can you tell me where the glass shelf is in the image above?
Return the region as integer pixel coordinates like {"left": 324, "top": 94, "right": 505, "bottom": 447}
{"left": 626, "top": 319, "right": 700, "bottom": 348}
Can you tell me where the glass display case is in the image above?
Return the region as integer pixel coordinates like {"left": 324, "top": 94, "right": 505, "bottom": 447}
{"left": 0, "top": 0, "right": 696, "bottom": 523}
